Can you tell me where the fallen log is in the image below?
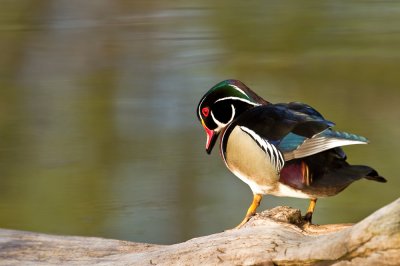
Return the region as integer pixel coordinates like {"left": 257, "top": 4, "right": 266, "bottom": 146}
{"left": 0, "top": 198, "right": 399, "bottom": 265}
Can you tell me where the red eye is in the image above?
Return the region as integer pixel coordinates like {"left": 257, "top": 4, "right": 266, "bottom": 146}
{"left": 202, "top": 107, "right": 210, "bottom": 117}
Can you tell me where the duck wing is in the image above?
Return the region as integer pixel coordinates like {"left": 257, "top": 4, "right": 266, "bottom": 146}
{"left": 232, "top": 102, "right": 367, "bottom": 162}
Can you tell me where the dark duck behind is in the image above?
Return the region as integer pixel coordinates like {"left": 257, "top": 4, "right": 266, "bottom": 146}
{"left": 196, "top": 79, "right": 386, "bottom": 228}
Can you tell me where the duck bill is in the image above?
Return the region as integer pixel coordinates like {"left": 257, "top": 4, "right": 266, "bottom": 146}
{"left": 201, "top": 120, "right": 219, "bottom": 154}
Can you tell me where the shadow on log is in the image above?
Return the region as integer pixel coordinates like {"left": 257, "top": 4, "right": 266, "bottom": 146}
{"left": 0, "top": 198, "right": 399, "bottom": 265}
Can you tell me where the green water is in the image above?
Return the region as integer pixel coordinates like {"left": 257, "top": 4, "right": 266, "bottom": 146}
{"left": 0, "top": 1, "right": 399, "bottom": 244}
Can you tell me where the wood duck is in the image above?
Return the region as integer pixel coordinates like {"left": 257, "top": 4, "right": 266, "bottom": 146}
{"left": 196, "top": 79, "right": 386, "bottom": 228}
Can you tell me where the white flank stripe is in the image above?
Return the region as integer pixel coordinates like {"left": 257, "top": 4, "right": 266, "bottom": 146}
{"left": 239, "top": 126, "right": 284, "bottom": 172}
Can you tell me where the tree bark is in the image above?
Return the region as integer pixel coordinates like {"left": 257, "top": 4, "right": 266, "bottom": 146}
{"left": 0, "top": 198, "right": 399, "bottom": 265}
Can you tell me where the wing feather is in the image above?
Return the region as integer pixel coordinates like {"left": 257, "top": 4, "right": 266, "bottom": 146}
{"left": 282, "top": 129, "right": 368, "bottom": 160}
{"left": 230, "top": 103, "right": 367, "bottom": 162}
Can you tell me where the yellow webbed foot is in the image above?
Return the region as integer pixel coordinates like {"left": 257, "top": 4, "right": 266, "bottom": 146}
{"left": 233, "top": 194, "right": 262, "bottom": 229}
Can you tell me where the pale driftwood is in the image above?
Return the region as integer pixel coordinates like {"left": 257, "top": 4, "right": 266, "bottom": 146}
{"left": 0, "top": 199, "right": 398, "bottom": 266}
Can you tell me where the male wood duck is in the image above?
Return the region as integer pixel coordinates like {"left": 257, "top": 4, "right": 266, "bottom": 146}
{"left": 196, "top": 79, "right": 386, "bottom": 228}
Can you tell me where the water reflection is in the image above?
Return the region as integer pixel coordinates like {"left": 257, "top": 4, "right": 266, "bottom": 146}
{"left": 0, "top": 1, "right": 399, "bottom": 244}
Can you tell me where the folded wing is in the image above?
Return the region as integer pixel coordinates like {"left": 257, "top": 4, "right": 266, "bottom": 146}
{"left": 279, "top": 130, "right": 368, "bottom": 161}
{"left": 233, "top": 102, "right": 368, "bottom": 162}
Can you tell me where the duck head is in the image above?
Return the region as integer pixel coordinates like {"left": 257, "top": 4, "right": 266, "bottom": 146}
{"left": 196, "top": 79, "right": 268, "bottom": 154}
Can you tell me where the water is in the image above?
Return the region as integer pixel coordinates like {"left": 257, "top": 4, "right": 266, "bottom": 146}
{"left": 0, "top": 1, "right": 399, "bottom": 244}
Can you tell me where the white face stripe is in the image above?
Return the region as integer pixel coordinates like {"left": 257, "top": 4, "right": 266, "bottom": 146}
{"left": 210, "top": 111, "right": 224, "bottom": 132}
{"left": 198, "top": 83, "right": 261, "bottom": 119}
{"left": 210, "top": 104, "right": 236, "bottom": 132}
{"left": 230, "top": 84, "right": 250, "bottom": 98}
{"left": 198, "top": 95, "right": 207, "bottom": 119}
{"left": 215, "top": 96, "right": 261, "bottom": 106}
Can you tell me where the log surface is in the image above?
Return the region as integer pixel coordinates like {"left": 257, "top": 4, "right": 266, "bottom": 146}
{"left": 0, "top": 199, "right": 399, "bottom": 266}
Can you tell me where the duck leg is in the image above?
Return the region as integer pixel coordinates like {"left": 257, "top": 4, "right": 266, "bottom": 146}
{"left": 235, "top": 194, "right": 262, "bottom": 229}
{"left": 304, "top": 198, "right": 317, "bottom": 223}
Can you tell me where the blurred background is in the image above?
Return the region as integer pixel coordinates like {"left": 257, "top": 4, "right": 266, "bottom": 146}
{"left": 0, "top": 0, "right": 399, "bottom": 245}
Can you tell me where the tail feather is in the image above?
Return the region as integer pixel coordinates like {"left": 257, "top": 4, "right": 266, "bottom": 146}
{"left": 283, "top": 149, "right": 387, "bottom": 197}
{"left": 304, "top": 164, "right": 386, "bottom": 197}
